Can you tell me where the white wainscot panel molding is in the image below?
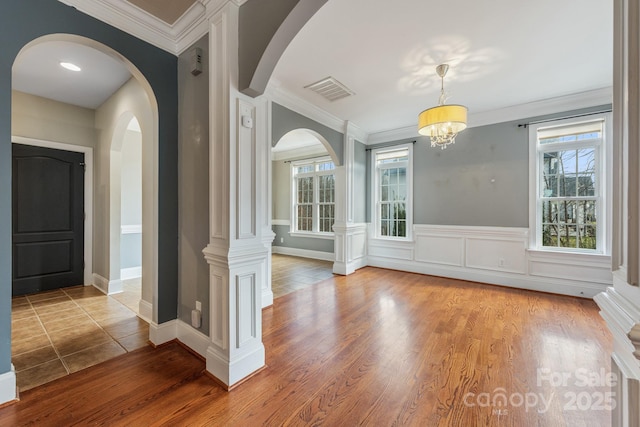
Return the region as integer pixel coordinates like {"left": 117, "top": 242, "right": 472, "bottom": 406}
{"left": 528, "top": 250, "right": 612, "bottom": 284}
{"left": 368, "top": 238, "right": 413, "bottom": 261}
{"left": 415, "top": 234, "right": 464, "bottom": 266}
{"left": 466, "top": 238, "right": 527, "bottom": 274}
{"left": 367, "top": 224, "right": 612, "bottom": 298}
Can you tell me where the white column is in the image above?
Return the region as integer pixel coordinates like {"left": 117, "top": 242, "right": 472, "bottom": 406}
{"left": 202, "top": 3, "right": 266, "bottom": 388}
{"left": 259, "top": 97, "right": 275, "bottom": 308}
{"left": 333, "top": 121, "right": 367, "bottom": 275}
{"left": 594, "top": 0, "right": 640, "bottom": 424}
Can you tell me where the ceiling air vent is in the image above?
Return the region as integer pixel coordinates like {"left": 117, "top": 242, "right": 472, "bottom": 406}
{"left": 304, "top": 76, "right": 354, "bottom": 102}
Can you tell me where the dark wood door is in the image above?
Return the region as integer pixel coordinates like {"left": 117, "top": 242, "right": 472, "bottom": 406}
{"left": 12, "top": 144, "right": 85, "bottom": 296}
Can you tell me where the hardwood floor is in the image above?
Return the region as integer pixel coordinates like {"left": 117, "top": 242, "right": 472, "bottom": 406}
{"left": 0, "top": 267, "right": 612, "bottom": 426}
{"left": 271, "top": 253, "right": 334, "bottom": 298}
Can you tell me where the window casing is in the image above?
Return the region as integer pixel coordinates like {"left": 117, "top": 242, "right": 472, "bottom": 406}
{"left": 291, "top": 157, "right": 335, "bottom": 236}
{"left": 372, "top": 145, "right": 413, "bottom": 239}
{"left": 531, "top": 115, "right": 609, "bottom": 253}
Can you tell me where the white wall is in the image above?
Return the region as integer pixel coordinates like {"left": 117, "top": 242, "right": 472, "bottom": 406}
{"left": 95, "top": 78, "right": 155, "bottom": 309}
{"left": 120, "top": 128, "right": 142, "bottom": 278}
{"left": 12, "top": 90, "right": 96, "bottom": 147}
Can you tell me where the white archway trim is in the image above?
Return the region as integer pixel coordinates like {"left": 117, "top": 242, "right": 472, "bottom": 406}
{"left": 275, "top": 128, "right": 339, "bottom": 165}
{"left": 11, "top": 136, "right": 94, "bottom": 288}
{"left": 15, "top": 33, "right": 160, "bottom": 325}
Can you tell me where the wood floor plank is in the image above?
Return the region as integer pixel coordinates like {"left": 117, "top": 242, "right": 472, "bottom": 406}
{"left": 0, "top": 267, "right": 613, "bottom": 426}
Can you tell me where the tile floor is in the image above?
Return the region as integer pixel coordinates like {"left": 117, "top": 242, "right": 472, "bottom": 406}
{"left": 11, "top": 284, "right": 148, "bottom": 392}
{"left": 271, "top": 253, "right": 334, "bottom": 298}
{"left": 11, "top": 255, "right": 331, "bottom": 392}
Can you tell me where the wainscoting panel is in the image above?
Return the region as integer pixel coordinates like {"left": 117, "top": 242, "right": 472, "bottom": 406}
{"left": 466, "top": 238, "right": 527, "bottom": 274}
{"left": 415, "top": 235, "right": 464, "bottom": 266}
{"left": 367, "top": 224, "right": 612, "bottom": 298}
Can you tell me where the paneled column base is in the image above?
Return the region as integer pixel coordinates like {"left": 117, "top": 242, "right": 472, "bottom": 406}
{"left": 206, "top": 343, "right": 266, "bottom": 389}
{"left": 595, "top": 282, "right": 640, "bottom": 426}
{"left": 203, "top": 243, "right": 268, "bottom": 389}
{"left": 332, "top": 223, "right": 367, "bottom": 275}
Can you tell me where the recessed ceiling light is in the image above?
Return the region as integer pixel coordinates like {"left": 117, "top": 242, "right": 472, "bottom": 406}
{"left": 60, "top": 62, "right": 81, "bottom": 72}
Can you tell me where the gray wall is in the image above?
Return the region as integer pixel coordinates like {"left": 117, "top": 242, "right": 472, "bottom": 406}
{"left": 272, "top": 159, "right": 291, "bottom": 221}
{"left": 0, "top": 0, "right": 178, "bottom": 376}
{"left": 367, "top": 105, "right": 611, "bottom": 227}
{"left": 413, "top": 120, "right": 529, "bottom": 227}
{"left": 272, "top": 225, "right": 334, "bottom": 252}
{"left": 272, "top": 103, "right": 344, "bottom": 165}
{"left": 178, "top": 36, "right": 210, "bottom": 336}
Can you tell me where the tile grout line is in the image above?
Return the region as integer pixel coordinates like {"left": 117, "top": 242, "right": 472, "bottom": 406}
{"left": 62, "top": 288, "right": 129, "bottom": 354}
{"left": 24, "top": 292, "right": 71, "bottom": 377}
{"left": 62, "top": 287, "right": 143, "bottom": 354}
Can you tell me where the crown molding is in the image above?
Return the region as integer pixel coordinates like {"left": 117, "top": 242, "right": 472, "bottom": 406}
{"left": 367, "top": 87, "right": 613, "bottom": 145}
{"left": 59, "top": 0, "right": 181, "bottom": 53}
{"left": 265, "top": 82, "right": 368, "bottom": 141}
{"left": 367, "top": 125, "right": 418, "bottom": 145}
{"left": 467, "top": 86, "right": 613, "bottom": 128}
{"left": 57, "top": 0, "right": 249, "bottom": 56}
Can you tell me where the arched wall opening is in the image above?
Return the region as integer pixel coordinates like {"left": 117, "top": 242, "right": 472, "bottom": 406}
{"left": 0, "top": 1, "right": 178, "bottom": 402}
{"left": 109, "top": 115, "right": 145, "bottom": 316}
{"left": 270, "top": 127, "right": 342, "bottom": 271}
{"left": 11, "top": 34, "right": 159, "bottom": 322}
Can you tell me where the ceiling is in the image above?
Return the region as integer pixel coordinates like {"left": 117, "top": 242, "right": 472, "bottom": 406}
{"left": 270, "top": 0, "right": 613, "bottom": 135}
{"left": 13, "top": 40, "right": 131, "bottom": 109}
{"left": 14, "top": 0, "right": 612, "bottom": 137}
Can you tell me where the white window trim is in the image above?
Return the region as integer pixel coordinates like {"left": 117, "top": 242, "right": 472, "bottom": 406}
{"left": 528, "top": 112, "right": 612, "bottom": 255}
{"left": 371, "top": 143, "right": 413, "bottom": 240}
{"left": 289, "top": 156, "right": 335, "bottom": 238}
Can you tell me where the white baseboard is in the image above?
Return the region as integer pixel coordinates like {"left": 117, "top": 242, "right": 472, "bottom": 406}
{"left": 92, "top": 274, "right": 109, "bottom": 294}
{"left": 177, "top": 320, "right": 210, "bottom": 358}
{"left": 262, "top": 288, "right": 274, "bottom": 308}
{"left": 92, "top": 274, "right": 123, "bottom": 295}
{"left": 206, "top": 343, "right": 265, "bottom": 387}
{"left": 121, "top": 267, "right": 142, "bottom": 280}
{"left": 272, "top": 246, "right": 334, "bottom": 261}
{"left": 138, "top": 299, "right": 153, "bottom": 323}
{"left": 333, "top": 256, "right": 367, "bottom": 275}
{"left": 149, "top": 320, "right": 177, "bottom": 347}
{"left": 0, "top": 365, "right": 16, "bottom": 405}
{"left": 368, "top": 256, "right": 606, "bottom": 298}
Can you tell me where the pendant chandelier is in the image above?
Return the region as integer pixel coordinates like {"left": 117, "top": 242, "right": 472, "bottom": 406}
{"left": 418, "top": 64, "right": 468, "bottom": 149}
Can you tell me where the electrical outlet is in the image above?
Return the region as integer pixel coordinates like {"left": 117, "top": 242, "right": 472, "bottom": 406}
{"left": 498, "top": 258, "right": 505, "bottom": 267}
{"left": 280, "top": 237, "right": 284, "bottom": 243}
{"left": 191, "top": 309, "right": 201, "bottom": 328}
{"left": 195, "top": 301, "right": 202, "bottom": 311}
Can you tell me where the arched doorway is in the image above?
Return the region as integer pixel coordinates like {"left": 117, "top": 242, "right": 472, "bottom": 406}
{"left": 270, "top": 128, "right": 340, "bottom": 298}
{"left": 10, "top": 34, "right": 159, "bottom": 390}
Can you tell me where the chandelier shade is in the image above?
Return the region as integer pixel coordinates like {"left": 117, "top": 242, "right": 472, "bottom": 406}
{"left": 417, "top": 64, "right": 468, "bottom": 148}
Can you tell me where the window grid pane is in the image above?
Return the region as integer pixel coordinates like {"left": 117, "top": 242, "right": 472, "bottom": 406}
{"left": 538, "top": 122, "right": 601, "bottom": 251}
{"left": 292, "top": 159, "right": 335, "bottom": 233}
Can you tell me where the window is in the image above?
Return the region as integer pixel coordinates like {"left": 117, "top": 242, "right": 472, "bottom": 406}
{"left": 372, "top": 145, "right": 412, "bottom": 239}
{"left": 291, "top": 158, "right": 335, "bottom": 235}
{"left": 531, "top": 115, "right": 609, "bottom": 252}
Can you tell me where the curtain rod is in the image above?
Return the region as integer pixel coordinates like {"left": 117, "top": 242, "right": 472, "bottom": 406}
{"left": 283, "top": 155, "right": 332, "bottom": 164}
{"left": 365, "top": 140, "right": 416, "bottom": 151}
{"left": 517, "top": 109, "right": 611, "bottom": 129}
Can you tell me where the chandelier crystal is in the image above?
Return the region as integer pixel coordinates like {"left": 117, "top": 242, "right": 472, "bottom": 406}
{"left": 418, "top": 64, "right": 468, "bottom": 149}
